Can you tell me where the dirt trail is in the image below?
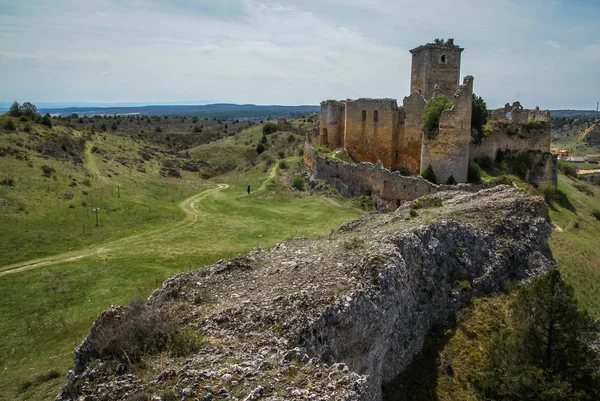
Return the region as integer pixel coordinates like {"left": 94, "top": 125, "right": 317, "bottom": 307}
{"left": 0, "top": 184, "right": 228, "bottom": 277}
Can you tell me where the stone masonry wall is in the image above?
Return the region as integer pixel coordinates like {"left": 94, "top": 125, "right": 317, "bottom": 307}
{"left": 344, "top": 99, "right": 401, "bottom": 169}
{"left": 317, "top": 101, "right": 345, "bottom": 148}
{"left": 305, "top": 141, "right": 488, "bottom": 211}
{"left": 470, "top": 128, "right": 552, "bottom": 161}
{"left": 420, "top": 76, "right": 474, "bottom": 184}
{"left": 410, "top": 41, "right": 464, "bottom": 100}
{"left": 393, "top": 93, "right": 426, "bottom": 173}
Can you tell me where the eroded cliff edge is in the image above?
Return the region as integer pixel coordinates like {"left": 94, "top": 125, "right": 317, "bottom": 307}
{"left": 56, "top": 186, "right": 555, "bottom": 401}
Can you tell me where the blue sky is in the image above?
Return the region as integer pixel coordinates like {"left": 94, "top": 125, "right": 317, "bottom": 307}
{"left": 0, "top": 0, "right": 598, "bottom": 109}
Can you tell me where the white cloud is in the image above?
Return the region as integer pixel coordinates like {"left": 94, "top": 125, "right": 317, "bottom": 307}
{"left": 0, "top": 0, "right": 598, "bottom": 108}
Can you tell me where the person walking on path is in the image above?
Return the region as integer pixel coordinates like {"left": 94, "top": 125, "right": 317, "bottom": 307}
{"left": 247, "top": 184, "right": 251, "bottom": 195}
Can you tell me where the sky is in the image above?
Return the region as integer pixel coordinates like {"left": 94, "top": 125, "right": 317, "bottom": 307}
{"left": 0, "top": 0, "right": 599, "bottom": 109}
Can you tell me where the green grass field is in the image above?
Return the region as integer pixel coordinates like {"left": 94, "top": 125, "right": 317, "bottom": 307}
{"left": 0, "top": 119, "right": 363, "bottom": 400}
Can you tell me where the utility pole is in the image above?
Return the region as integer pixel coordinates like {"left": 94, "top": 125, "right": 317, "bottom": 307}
{"left": 596, "top": 101, "right": 599, "bottom": 113}
{"left": 93, "top": 207, "right": 100, "bottom": 227}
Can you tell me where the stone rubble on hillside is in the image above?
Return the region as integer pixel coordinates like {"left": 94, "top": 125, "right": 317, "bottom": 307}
{"left": 56, "top": 186, "right": 555, "bottom": 401}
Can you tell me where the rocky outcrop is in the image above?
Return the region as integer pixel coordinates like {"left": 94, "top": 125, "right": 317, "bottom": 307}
{"left": 56, "top": 186, "right": 555, "bottom": 401}
{"left": 583, "top": 122, "right": 600, "bottom": 146}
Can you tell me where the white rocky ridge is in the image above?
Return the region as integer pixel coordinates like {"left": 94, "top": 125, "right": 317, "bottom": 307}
{"left": 56, "top": 186, "right": 555, "bottom": 401}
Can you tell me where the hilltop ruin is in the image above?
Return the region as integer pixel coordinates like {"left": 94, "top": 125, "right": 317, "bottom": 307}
{"left": 311, "top": 39, "right": 555, "bottom": 186}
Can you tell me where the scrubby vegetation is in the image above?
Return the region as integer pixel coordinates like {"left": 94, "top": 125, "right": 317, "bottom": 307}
{"left": 421, "top": 164, "right": 438, "bottom": 184}
{"left": 476, "top": 269, "right": 600, "bottom": 400}
{"left": 471, "top": 94, "right": 488, "bottom": 144}
{"left": 423, "top": 95, "right": 453, "bottom": 138}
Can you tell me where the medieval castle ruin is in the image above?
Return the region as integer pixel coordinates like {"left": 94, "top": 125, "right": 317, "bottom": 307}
{"left": 310, "top": 39, "right": 555, "bottom": 186}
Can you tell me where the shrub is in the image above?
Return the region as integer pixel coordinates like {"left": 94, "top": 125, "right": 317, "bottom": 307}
{"left": 592, "top": 210, "right": 600, "bottom": 221}
{"left": 3, "top": 119, "right": 16, "bottom": 131}
{"left": 8, "top": 101, "right": 22, "bottom": 117}
{"left": 423, "top": 95, "right": 453, "bottom": 137}
{"left": 111, "top": 122, "right": 118, "bottom": 131}
{"left": 558, "top": 160, "right": 578, "bottom": 178}
{"left": 421, "top": 164, "right": 437, "bottom": 184}
{"left": 476, "top": 156, "right": 493, "bottom": 169}
{"left": 467, "top": 161, "right": 482, "bottom": 183}
{"left": 263, "top": 122, "right": 278, "bottom": 135}
{"left": 445, "top": 175, "right": 457, "bottom": 185}
{"left": 507, "top": 153, "right": 534, "bottom": 178}
{"left": 0, "top": 178, "right": 15, "bottom": 186}
{"left": 411, "top": 196, "right": 443, "bottom": 209}
{"left": 41, "top": 114, "right": 52, "bottom": 128}
{"left": 574, "top": 183, "right": 594, "bottom": 196}
{"left": 19, "top": 115, "right": 28, "bottom": 122}
{"left": 291, "top": 175, "right": 304, "bottom": 190}
{"left": 40, "top": 165, "right": 55, "bottom": 177}
{"left": 20, "top": 102, "right": 38, "bottom": 118}
{"left": 278, "top": 150, "right": 285, "bottom": 159}
{"left": 288, "top": 133, "right": 295, "bottom": 142}
{"left": 155, "top": 126, "right": 162, "bottom": 133}
{"left": 166, "top": 330, "right": 205, "bottom": 357}
{"left": 523, "top": 118, "right": 543, "bottom": 131}
{"left": 278, "top": 160, "right": 287, "bottom": 170}
{"left": 23, "top": 123, "right": 32, "bottom": 133}
{"left": 256, "top": 142, "right": 265, "bottom": 155}
{"left": 471, "top": 94, "right": 488, "bottom": 143}
{"left": 193, "top": 125, "right": 201, "bottom": 133}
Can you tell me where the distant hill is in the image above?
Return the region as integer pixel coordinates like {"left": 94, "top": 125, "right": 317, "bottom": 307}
{"left": 550, "top": 110, "right": 600, "bottom": 119}
{"left": 36, "top": 103, "right": 320, "bottom": 119}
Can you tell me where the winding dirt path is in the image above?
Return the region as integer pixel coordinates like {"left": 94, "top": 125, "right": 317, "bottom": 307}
{"left": 0, "top": 183, "right": 228, "bottom": 277}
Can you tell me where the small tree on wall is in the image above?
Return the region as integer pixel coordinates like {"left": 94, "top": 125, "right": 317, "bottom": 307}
{"left": 421, "top": 164, "right": 437, "bottom": 184}
{"left": 423, "top": 95, "right": 453, "bottom": 139}
{"left": 471, "top": 94, "right": 488, "bottom": 144}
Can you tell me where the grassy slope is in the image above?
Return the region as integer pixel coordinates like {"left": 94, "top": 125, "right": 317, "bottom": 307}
{"left": 0, "top": 122, "right": 362, "bottom": 400}
{"left": 0, "top": 129, "right": 208, "bottom": 266}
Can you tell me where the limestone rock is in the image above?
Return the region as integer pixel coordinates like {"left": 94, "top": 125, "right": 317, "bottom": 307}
{"left": 56, "top": 186, "right": 554, "bottom": 401}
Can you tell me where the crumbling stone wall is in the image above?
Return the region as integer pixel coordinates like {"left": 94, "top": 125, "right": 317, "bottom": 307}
{"left": 420, "top": 76, "right": 474, "bottom": 184}
{"left": 344, "top": 99, "right": 402, "bottom": 169}
{"left": 410, "top": 39, "right": 464, "bottom": 100}
{"left": 488, "top": 102, "right": 551, "bottom": 125}
{"left": 316, "top": 101, "right": 345, "bottom": 148}
{"left": 393, "top": 93, "right": 426, "bottom": 173}
{"left": 305, "top": 141, "right": 488, "bottom": 211}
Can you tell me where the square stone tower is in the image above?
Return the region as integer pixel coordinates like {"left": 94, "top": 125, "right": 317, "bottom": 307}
{"left": 410, "top": 38, "right": 464, "bottom": 100}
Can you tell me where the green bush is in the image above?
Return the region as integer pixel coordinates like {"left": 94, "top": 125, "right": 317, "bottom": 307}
{"left": 507, "top": 152, "right": 534, "bottom": 178}
{"left": 558, "top": 160, "right": 578, "bottom": 178}
{"left": 262, "top": 122, "right": 278, "bottom": 135}
{"left": 523, "top": 118, "right": 543, "bottom": 131}
{"left": 423, "top": 95, "right": 453, "bottom": 137}
{"left": 291, "top": 175, "right": 304, "bottom": 190}
{"left": 166, "top": 330, "right": 205, "bottom": 357}
{"left": 470, "top": 94, "right": 488, "bottom": 143}
{"left": 3, "top": 119, "right": 16, "bottom": 131}
{"left": 476, "top": 156, "right": 492, "bottom": 169}
{"left": 445, "top": 175, "right": 457, "bottom": 185}
{"left": 411, "top": 196, "right": 443, "bottom": 209}
{"left": 41, "top": 114, "right": 52, "bottom": 128}
{"left": 467, "top": 161, "right": 482, "bottom": 184}
{"left": 8, "top": 101, "right": 22, "bottom": 117}
{"left": 421, "top": 164, "right": 437, "bottom": 184}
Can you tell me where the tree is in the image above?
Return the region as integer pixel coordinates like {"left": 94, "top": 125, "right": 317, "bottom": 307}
{"left": 421, "top": 164, "right": 437, "bottom": 184}
{"left": 41, "top": 113, "right": 52, "bottom": 128}
{"left": 423, "top": 95, "right": 453, "bottom": 138}
{"left": 477, "top": 269, "right": 600, "bottom": 401}
{"left": 263, "top": 122, "right": 278, "bottom": 135}
{"left": 8, "top": 101, "right": 22, "bottom": 117}
{"left": 20, "top": 102, "right": 37, "bottom": 118}
{"left": 471, "top": 94, "right": 488, "bottom": 144}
